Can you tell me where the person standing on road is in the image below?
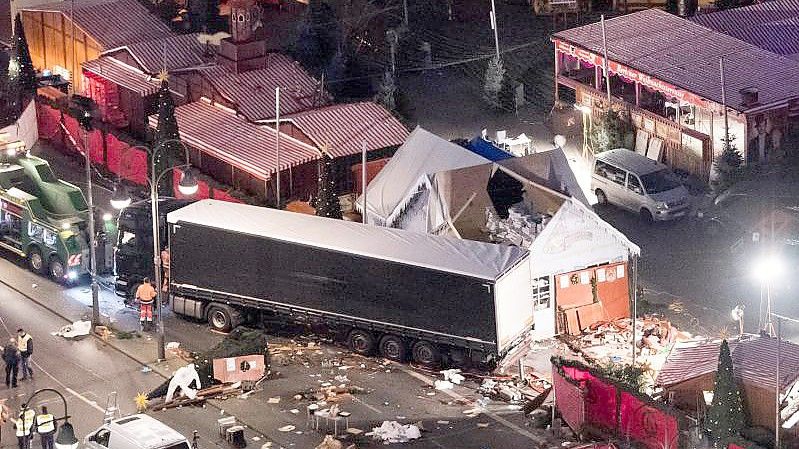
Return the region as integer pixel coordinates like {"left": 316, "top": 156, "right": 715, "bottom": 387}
{"left": 35, "top": 406, "right": 55, "bottom": 449}
{"left": 16, "top": 329, "right": 33, "bottom": 380}
{"left": 14, "top": 407, "right": 34, "bottom": 449}
{"left": 136, "top": 278, "right": 157, "bottom": 331}
{"left": 0, "top": 399, "right": 10, "bottom": 446}
{"left": 3, "top": 338, "right": 19, "bottom": 388}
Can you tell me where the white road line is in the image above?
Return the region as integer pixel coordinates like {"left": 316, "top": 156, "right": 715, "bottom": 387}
{"left": 0, "top": 316, "right": 105, "bottom": 414}
{"left": 350, "top": 395, "right": 383, "bottom": 414}
{"left": 398, "top": 365, "right": 546, "bottom": 444}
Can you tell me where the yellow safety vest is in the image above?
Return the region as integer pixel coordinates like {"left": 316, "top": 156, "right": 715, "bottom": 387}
{"left": 17, "top": 334, "right": 31, "bottom": 353}
{"left": 36, "top": 413, "right": 55, "bottom": 434}
{"left": 15, "top": 416, "right": 31, "bottom": 437}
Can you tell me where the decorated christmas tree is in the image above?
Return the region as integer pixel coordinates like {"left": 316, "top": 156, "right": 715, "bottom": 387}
{"left": 0, "top": 54, "right": 15, "bottom": 127}
{"left": 706, "top": 340, "right": 745, "bottom": 445}
{"left": 152, "top": 73, "right": 184, "bottom": 197}
{"left": 9, "top": 14, "right": 37, "bottom": 99}
{"left": 315, "top": 153, "right": 342, "bottom": 219}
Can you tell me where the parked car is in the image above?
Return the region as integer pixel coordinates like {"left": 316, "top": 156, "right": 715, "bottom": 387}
{"left": 591, "top": 149, "right": 690, "bottom": 222}
{"left": 85, "top": 414, "right": 190, "bottom": 449}
{"left": 697, "top": 189, "right": 799, "bottom": 250}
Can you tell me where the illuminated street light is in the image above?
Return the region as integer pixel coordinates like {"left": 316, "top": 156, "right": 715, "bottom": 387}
{"left": 753, "top": 253, "right": 784, "bottom": 337}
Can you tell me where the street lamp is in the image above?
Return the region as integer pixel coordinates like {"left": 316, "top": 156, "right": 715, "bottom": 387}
{"left": 21, "top": 389, "right": 79, "bottom": 449}
{"left": 753, "top": 253, "right": 784, "bottom": 337}
{"left": 111, "top": 140, "right": 198, "bottom": 360}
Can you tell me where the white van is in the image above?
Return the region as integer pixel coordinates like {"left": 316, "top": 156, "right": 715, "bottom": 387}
{"left": 85, "top": 414, "right": 190, "bottom": 449}
{"left": 591, "top": 149, "right": 690, "bottom": 222}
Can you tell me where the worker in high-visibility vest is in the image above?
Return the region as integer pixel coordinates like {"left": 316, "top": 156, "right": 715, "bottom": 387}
{"left": 0, "top": 399, "right": 10, "bottom": 446}
{"left": 14, "top": 408, "right": 35, "bottom": 449}
{"left": 135, "top": 278, "right": 157, "bottom": 331}
{"left": 35, "top": 407, "right": 56, "bottom": 449}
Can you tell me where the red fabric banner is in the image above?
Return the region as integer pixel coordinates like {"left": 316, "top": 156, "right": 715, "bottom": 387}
{"left": 212, "top": 189, "right": 242, "bottom": 203}
{"left": 619, "top": 391, "right": 678, "bottom": 449}
{"left": 552, "top": 367, "right": 585, "bottom": 433}
{"left": 121, "top": 147, "right": 148, "bottom": 186}
{"left": 36, "top": 104, "right": 62, "bottom": 142}
{"left": 88, "top": 130, "right": 104, "bottom": 164}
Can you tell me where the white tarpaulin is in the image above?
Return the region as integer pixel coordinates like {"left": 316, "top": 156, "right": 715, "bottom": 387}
{"left": 356, "top": 126, "right": 490, "bottom": 226}
{"left": 168, "top": 200, "right": 528, "bottom": 281}
{"left": 527, "top": 198, "right": 640, "bottom": 278}
{"left": 0, "top": 101, "right": 38, "bottom": 151}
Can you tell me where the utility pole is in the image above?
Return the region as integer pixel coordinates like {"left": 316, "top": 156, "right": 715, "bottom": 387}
{"left": 719, "top": 57, "right": 730, "bottom": 147}
{"left": 489, "top": 0, "right": 500, "bottom": 60}
{"left": 600, "top": 15, "right": 611, "bottom": 102}
{"left": 83, "top": 130, "right": 100, "bottom": 329}
{"left": 776, "top": 315, "right": 782, "bottom": 449}
{"left": 361, "top": 141, "right": 367, "bottom": 225}
{"left": 402, "top": 0, "right": 409, "bottom": 28}
{"left": 386, "top": 30, "right": 398, "bottom": 76}
{"left": 274, "top": 87, "right": 281, "bottom": 208}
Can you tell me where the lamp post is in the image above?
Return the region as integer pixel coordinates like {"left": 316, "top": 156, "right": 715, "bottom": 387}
{"left": 753, "top": 253, "right": 784, "bottom": 337}
{"left": 21, "top": 389, "right": 79, "bottom": 449}
{"left": 112, "top": 141, "right": 198, "bottom": 360}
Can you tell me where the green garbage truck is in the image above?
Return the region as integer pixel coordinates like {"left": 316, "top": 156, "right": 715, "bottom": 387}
{"left": 0, "top": 148, "right": 90, "bottom": 283}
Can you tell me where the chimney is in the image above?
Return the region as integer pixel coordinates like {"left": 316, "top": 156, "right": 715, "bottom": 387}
{"left": 740, "top": 88, "right": 759, "bottom": 107}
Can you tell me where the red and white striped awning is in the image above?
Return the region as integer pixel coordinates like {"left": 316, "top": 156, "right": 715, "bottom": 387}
{"left": 148, "top": 99, "right": 321, "bottom": 181}
{"left": 285, "top": 102, "right": 408, "bottom": 158}
{"left": 82, "top": 57, "right": 159, "bottom": 96}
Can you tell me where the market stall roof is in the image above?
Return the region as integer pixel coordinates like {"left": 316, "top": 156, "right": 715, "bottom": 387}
{"left": 120, "top": 34, "right": 208, "bottom": 74}
{"left": 168, "top": 199, "right": 528, "bottom": 281}
{"left": 656, "top": 336, "right": 799, "bottom": 392}
{"left": 199, "top": 54, "right": 331, "bottom": 121}
{"left": 24, "top": 0, "right": 172, "bottom": 49}
{"left": 357, "top": 126, "right": 491, "bottom": 225}
{"left": 284, "top": 102, "right": 409, "bottom": 158}
{"left": 527, "top": 198, "right": 639, "bottom": 277}
{"left": 82, "top": 57, "right": 159, "bottom": 96}
{"left": 553, "top": 8, "right": 799, "bottom": 112}
{"left": 148, "top": 99, "right": 320, "bottom": 180}
{"left": 690, "top": 0, "right": 799, "bottom": 58}
{"left": 499, "top": 148, "right": 589, "bottom": 206}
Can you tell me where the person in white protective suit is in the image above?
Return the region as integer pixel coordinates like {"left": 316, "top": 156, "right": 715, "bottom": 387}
{"left": 165, "top": 363, "right": 202, "bottom": 402}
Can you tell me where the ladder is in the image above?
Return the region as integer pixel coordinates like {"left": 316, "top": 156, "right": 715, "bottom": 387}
{"left": 103, "top": 392, "right": 120, "bottom": 424}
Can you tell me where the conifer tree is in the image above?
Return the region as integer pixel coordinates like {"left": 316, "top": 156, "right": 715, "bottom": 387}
{"left": 706, "top": 340, "right": 746, "bottom": 446}
{"left": 294, "top": 0, "right": 339, "bottom": 74}
{"left": 152, "top": 73, "right": 184, "bottom": 197}
{"left": 9, "top": 14, "right": 37, "bottom": 99}
{"left": 315, "top": 153, "right": 342, "bottom": 219}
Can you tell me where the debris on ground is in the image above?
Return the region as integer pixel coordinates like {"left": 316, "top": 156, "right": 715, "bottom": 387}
{"left": 278, "top": 425, "right": 295, "bottom": 432}
{"left": 53, "top": 320, "right": 91, "bottom": 339}
{"left": 371, "top": 421, "right": 422, "bottom": 444}
{"left": 440, "top": 369, "right": 464, "bottom": 385}
{"left": 314, "top": 435, "right": 343, "bottom": 449}
{"left": 434, "top": 380, "right": 454, "bottom": 390}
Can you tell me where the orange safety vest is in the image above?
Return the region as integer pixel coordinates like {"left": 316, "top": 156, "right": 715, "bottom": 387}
{"left": 136, "top": 283, "right": 157, "bottom": 304}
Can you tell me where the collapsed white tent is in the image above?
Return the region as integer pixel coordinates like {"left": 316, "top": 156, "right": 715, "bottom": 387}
{"left": 356, "top": 126, "right": 491, "bottom": 227}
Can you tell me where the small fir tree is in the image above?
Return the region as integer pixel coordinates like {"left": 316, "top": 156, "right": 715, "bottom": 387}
{"left": 483, "top": 56, "right": 505, "bottom": 110}
{"left": 9, "top": 14, "right": 37, "bottom": 99}
{"left": 714, "top": 137, "right": 743, "bottom": 191}
{"left": 152, "top": 73, "right": 184, "bottom": 197}
{"left": 375, "top": 70, "right": 397, "bottom": 113}
{"left": 315, "top": 154, "right": 342, "bottom": 219}
{"left": 706, "top": 340, "right": 745, "bottom": 446}
{"left": 589, "top": 109, "right": 633, "bottom": 153}
{"left": 0, "top": 54, "right": 14, "bottom": 128}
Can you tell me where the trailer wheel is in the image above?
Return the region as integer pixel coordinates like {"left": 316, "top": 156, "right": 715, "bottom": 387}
{"left": 411, "top": 340, "right": 441, "bottom": 366}
{"left": 48, "top": 256, "right": 66, "bottom": 284}
{"left": 347, "top": 329, "right": 375, "bottom": 355}
{"left": 207, "top": 305, "right": 242, "bottom": 333}
{"left": 27, "top": 247, "right": 46, "bottom": 275}
{"left": 379, "top": 335, "right": 406, "bottom": 362}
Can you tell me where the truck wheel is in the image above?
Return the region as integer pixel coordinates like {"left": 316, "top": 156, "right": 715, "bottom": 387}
{"left": 207, "top": 305, "right": 242, "bottom": 333}
{"left": 379, "top": 335, "right": 406, "bottom": 362}
{"left": 347, "top": 329, "right": 375, "bottom": 355}
{"left": 28, "top": 247, "right": 46, "bottom": 275}
{"left": 595, "top": 189, "right": 607, "bottom": 205}
{"left": 48, "top": 257, "right": 66, "bottom": 283}
{"left": 411, "top": 340, "right": 441, "bottom": 366}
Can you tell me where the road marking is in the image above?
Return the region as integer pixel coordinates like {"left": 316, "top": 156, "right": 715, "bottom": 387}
{"left": 0, "top": 315, "right": 105, "bottom": 414}
{"left": 350, "top": 395, "right": 382, "bottom": 414}
{"left": 398, "top": 365, "right": 546, "bottom": 444}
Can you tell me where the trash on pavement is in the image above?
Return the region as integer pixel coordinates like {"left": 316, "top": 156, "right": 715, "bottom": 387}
{"left": 54, "top": 320, "right": 91, "bottom": 339}
{"left": 371, "top": 421, "right": 422, "bottom": 444}
{"left": 434, "top": 380, "right": 454, "bottom": 390}
{"left": 267, "top": 397, "right": 281, "bottom": 404}
{"left": 440, "top": 369, "right": 464, "bottom": 385}
{"left": 314, "top": 435, "right": 343, "bottom": 449}
{"left": 278, "top": 425, "right": 295, "bottom": 432}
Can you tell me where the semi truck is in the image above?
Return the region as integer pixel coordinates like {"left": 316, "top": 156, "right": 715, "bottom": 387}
{"left": 0, "top": 150, "right": 90, "bottom": 282}
{"left": 113, "top": 199, "right": 193, "bottom": 300}
{"left": 167, "top": 200, "right": 534, "bottom": 366}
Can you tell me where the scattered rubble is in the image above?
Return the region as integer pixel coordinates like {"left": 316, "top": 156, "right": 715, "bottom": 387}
{"left": 371, "top": 421, "right": 422, "bottom": 444}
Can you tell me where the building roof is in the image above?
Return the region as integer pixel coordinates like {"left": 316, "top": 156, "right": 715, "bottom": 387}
{"left": 148, "top": 99, "right": 320, "bottom": 181}
{"left": 122, "top": 33, "right": 208, "bottom": 74}
{"left": 552, "top": 8, "right": 799, "bottom": 112}
{"left": 691, "top": 0, "right": 799, "bottom": 57}
{"left": 357, "top": 126, "right": 492, "bottom": 225}
{"left": 499, "top": 148, "right": 590, "bottom": 206}
{"left": 200, "top": 53, "right": 329, "bottom": 121}
{"left": 24, "top": 0, "right": 172, "bottom": 49}
{"left": 83, "top": 57, "right": 160, "bottom": 96}
{"left": 656, "top": 336, "right": 799, "bottom": 392}
{"left": 168, "top": 199, "right": 529, "bottom": 281}
{"left": 285, "top": 102, "right": 409, "bottom": 158}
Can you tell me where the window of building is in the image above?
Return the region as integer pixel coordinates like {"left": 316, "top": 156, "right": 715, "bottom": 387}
{"left": 532, "top": 276, "right": 551, "bottom": 310}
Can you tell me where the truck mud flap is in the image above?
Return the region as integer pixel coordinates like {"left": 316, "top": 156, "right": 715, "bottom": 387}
{"left": 172, "top": 296, "right": 204, "bottom": 319}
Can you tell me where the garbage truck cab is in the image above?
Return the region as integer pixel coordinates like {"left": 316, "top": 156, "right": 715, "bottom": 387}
{"left": 85, "top": 415, "right": 190, "bottom": 449}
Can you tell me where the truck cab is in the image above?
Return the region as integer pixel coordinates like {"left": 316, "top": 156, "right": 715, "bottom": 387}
{"left": 114, "top": 199, "right": 193, "bottom": 300}
{"left": 0, "top": 154, "right": 90, "bottom": 283}
{"left": 85, "top": 414, "right": 190, "bottom": 449}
